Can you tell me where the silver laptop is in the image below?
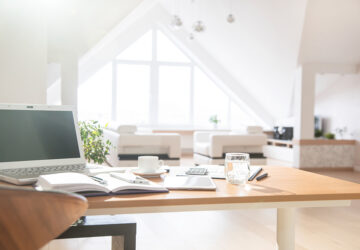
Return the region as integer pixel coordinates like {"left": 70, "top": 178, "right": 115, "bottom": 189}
{"left": 0, "top": 104, "right": 86, "bottom": 185}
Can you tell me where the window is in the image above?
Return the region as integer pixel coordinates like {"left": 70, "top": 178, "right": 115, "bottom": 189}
{"left": 193, "top": 67, "right": 229, "bottom": 127}
{"left": 117, "top": 64, "right": 151, "bottom": 124}
{"left": 229, "top": 101, "right": 258, "bottom": 128}
{"left": 116, "top": 30, "right": 152, "bottom": 61}
{"left": 78, "top": 27, "right": 257, "bottom": 129}
{"left": 157, "top": 31, "right": 190, "bottom": 63}
{"left": 158, "top": 65, "right": 191, "bottom": 125}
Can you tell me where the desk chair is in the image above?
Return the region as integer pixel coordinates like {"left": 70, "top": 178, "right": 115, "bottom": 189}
{"left": 0, "top": 186, "right": 87, "bottom": 250}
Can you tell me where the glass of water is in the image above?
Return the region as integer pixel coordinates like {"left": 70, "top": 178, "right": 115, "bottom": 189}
{"left": 225, "top": 153, "right": 250, "bottom": 185}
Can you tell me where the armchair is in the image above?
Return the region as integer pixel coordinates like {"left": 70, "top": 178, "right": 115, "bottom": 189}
{"left": 193, "top": 128, "right": 267, "bottom": 165}
{"left": 104, "top": 124, "right": 181, "bottom": 167}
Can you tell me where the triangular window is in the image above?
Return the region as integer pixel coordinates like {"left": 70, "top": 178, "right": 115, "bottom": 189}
{"left": 78, "top": 27, "right": 258, "bottom": 129}
{"left": 116, "top": 30, "right": 152, "bottom": 61}
{"left": 157, "top": 31, "right": 190, "bottom": 63}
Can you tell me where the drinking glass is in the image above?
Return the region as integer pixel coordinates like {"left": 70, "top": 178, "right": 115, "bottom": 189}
{"left": 225, "top": 153, "right": 250, "bottom": 185}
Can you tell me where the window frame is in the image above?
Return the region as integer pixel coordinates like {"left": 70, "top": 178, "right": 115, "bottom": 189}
{"left": 112, "top": 26, "right": 201, "bottom": 129}
{"left": 106, "top": 26, "right": 242, "bottom": 129}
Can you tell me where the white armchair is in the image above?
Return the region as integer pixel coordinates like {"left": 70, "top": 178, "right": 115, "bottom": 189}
{"left": 193, "top": 127, "right": 267, "bottom": 165}
{"left": 103, "top": 124, "right": 181, "bottom": 167}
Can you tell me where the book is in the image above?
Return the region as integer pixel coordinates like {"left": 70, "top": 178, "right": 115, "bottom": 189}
{"left": 36, "top": 172, "right": 168, "bottom": 196}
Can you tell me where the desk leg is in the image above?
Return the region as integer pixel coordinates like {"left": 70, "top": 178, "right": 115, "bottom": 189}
{"left": 112, "top": 235, "right": 124, "bottom": 250}
{"left": 276, "top": 208, "right": 295, "bottom": 250}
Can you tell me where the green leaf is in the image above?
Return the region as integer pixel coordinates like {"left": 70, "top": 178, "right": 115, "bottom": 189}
{"left": 78, "top": 120, "right": 113, "bottom": 166}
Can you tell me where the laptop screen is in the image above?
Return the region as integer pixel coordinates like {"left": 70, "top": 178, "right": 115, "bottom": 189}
{"left": 0, "top": 110, "right": 80, "bottom": 162}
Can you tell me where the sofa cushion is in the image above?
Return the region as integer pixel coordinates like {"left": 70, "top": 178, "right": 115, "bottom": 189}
{"left": 211, "top": 134, "right": 267, "bottom": 146}
{"left": 194, "top": 142, "right": 210, "bottom": 156}
{"left": 106, "top": 123, "right": 137, "bottom": 134}
{"left": 230, "top": 126, "right": 263, "bottom": 135}
{"left": 246, "top": 126, "right": 263, "bottom": 134}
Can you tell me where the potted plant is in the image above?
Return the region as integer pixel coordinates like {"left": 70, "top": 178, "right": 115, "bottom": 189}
{"left": 209, "top": 115, "right": 220, "bottom": 129}
{"left": 314, "top": 129, "right": 323, "bottom": 138}
{"left": 79, "top": 120, "right": 113, "bottom": 166}
{"left": 324, "top": 132, "right": 335, "bottom": 140}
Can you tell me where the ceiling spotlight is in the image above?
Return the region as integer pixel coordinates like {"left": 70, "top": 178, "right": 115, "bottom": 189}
{"left": 171, "top": 15, "right": 183, "bottom": 29}
{"left": 227, "top": 14, "right": 235, "bottom": 23}
{"left": 192, "top": 21, "right": 205, "bottom": 33}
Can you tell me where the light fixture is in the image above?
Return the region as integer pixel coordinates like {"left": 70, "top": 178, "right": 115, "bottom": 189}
{"left": 226, "top": 0, "right": 235, "bottom": 23}
{"left": 192, "top": 20, "right": 205, "bottom": 33}
{"left": 171, "top": 15, "right": 183, "bottom": 29}
{"left": 170, "top": 0, "right": 183, "bottom": 29}
{"left": 189, "top": 0, "right": 205, "bottom": 37}
{"left": 227, "top": 14, "right": 235, "bottom": 23}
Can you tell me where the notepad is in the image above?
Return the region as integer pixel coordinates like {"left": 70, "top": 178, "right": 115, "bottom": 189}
{"left": 36, "top": 172, "right": 168, "bottom": 196}
{"left": 164, "top": 176, "right": 216, "bottom": 190}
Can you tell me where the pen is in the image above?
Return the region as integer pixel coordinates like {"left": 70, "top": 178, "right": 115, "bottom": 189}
{"left": 110, "top": 173, "right": 150, "bottom": 185}
{"left": 133, "top": 176, "right": 150, "bottom": 185}
{"left": 90, "top": 176, "right": 107, "bottom": 185}
{"left": 256, "top": 173, "right": 268, "bottom": 181}
{"left": 248, "top": 167, "right": 262, "bottom": 181}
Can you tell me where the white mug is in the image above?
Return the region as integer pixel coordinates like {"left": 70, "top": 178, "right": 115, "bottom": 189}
{"left": 138, "top": 156, "right": 164, "bottom": 173}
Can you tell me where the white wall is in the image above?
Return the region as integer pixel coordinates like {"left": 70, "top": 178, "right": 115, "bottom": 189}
{"left": 315, "top": 74, "right": 360, "bottom": 165}
{"left": 0, "top": 0, "right": 47, "bottom": 104}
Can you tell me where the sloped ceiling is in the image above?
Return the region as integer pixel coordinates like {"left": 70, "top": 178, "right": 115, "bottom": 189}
{"left": 47, "top": 0, "right": 143, "bottom": 62}
{"left": 161, "top": 0, "right": 308, "bottom": 121}
{"left": 58, "top": 0, "right": 360, "bottom": 125}
{"left": 299, "top": 0, "right": 360, "bottom": 64}
{"left": 160, "top": 0, "right": 360, "bottom": 121}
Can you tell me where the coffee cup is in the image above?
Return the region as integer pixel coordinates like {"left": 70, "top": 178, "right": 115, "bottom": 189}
{"left": 138, "top": 156, "right": 164, "bottom": 173}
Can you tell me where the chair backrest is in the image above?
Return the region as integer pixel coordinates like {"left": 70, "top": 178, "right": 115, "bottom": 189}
{"left": 0, "top": 186, "right": 87, "bottom": 250}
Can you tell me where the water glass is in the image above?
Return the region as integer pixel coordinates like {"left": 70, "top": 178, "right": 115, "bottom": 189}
{"left": 225, "top": 153, "right": 250, "bottom": 185}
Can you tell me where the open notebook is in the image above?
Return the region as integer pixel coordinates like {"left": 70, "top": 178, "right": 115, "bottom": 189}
{"left": 36, "top": 172, "right": 168, "bottom": 196}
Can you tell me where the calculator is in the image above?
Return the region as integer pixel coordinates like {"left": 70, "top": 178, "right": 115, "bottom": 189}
{"left": 185, "top": 168, "right": 208, "bottom": 175}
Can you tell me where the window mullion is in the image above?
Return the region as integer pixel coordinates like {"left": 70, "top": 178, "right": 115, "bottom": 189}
{"left": 190, "top": 64, "right": 195, "bottom": 127}
{"left": 228, "top": 98, "right": 231, "bottom": 129}
{"left": 111, "top": 60, "right": 117, "bottom": 120}
{"left": 150, "top": 28, "right": 158, "bottom": 126}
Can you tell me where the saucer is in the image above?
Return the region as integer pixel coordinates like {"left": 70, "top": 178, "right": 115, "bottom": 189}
{"left": 132, "top": 168, "right": 167, "bottom": 178}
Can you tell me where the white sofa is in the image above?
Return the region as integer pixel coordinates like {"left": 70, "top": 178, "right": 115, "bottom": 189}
{"left": 103, "top": 124, "right": 181, "bottom": 167}
{"left": 193, "top": 127, "right": 267, "bottom": 165}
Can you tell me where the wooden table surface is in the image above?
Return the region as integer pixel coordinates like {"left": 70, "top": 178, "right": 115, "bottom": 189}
{"left": 86, "top": 166, "right": 360, "bottom": 209}
{"left": 1, "top": 166, "right": 360, "bottom": 210}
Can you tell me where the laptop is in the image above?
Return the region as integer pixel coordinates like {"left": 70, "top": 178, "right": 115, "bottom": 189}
{"left": 0, "top": 104, "right": 86, "bottom": 185}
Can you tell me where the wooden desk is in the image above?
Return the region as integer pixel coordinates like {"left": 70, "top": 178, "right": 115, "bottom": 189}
{"left": 85, "top": 166, "right": 360, "bottom": 250}
{"left": 2, "top": 166, "right": 360, "bottom": 250}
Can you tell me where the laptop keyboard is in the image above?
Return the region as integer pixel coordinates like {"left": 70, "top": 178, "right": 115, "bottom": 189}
{"left": 0, "top": 165, "right": 85, "bottom": 179}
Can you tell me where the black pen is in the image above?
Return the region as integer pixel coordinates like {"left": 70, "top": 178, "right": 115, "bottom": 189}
{"left": 248, "top": 167, "right": 262, "bottom": 181}
{"left": 256, "top": 173, "right": 268, "bottom": 181}
{"left": 90, "top": 176, "right": 107, "bottom": 185}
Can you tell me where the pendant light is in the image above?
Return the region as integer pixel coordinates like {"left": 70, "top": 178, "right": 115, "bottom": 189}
{"left": 226, "top": 0, "right": 235, "bottom": 23}
{"left": 192, "top": 0, "right": 206, "bottom": 33}
{"left": 171, "top": 0, "right": 183, "bottom": 29}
